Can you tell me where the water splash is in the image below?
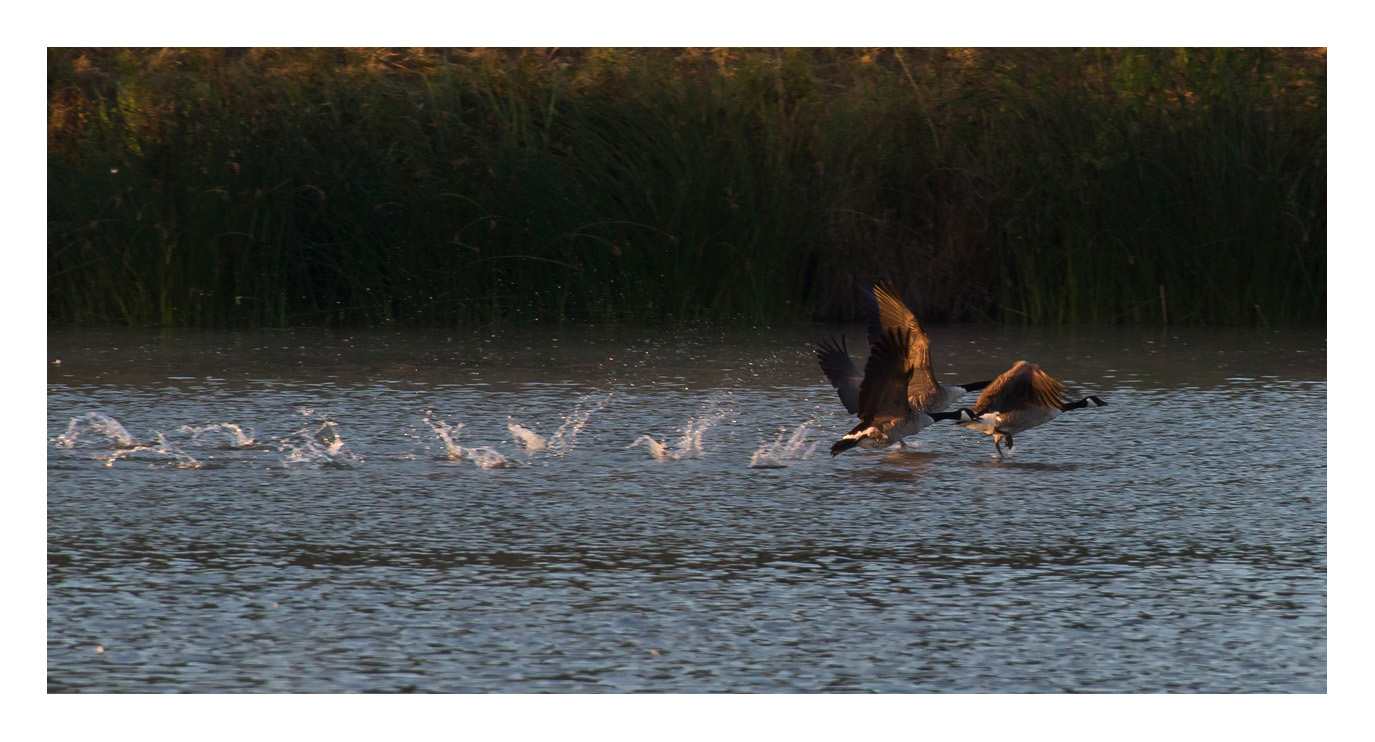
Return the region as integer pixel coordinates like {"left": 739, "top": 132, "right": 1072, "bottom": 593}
{"left": 55, "top": 412, "right": 138, "bottom": 449}
{"left": 463, "top": 447, "right": 513, "bottom": 469}
{"left": 628, "top": 435, "right": 675, "bottom": 461}
{"left": 280, "top": 409, "right": 360, "bottom": 469}
{"left": 104, "top": 431, "right": 203, "bottom": 469}
{"left": 545, "top": 393, "right": 611, "bottom": 454}
{"left": 748, "top": 423, "right": 819, "bottom": 469}
{"left": 628, "top": 413, "right": 723, "bottom": 462}
{"left": 507, "top": 423, "right": 547, "bottom": 451}
{"left": 426, "top": 418, "right": 465, "bottom": 458}
{"left": 179, "top": 423, "right": 256, "bottom": 449}
{"left": 506, "top": 393, "right": 612, "bottom": 457}
{"left": 425, "top": 417, "right": 512, "bottom": 469}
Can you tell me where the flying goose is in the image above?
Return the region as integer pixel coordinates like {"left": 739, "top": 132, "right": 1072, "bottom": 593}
{"left": 817, "top": 282, "right": 990, "bottom": 417}
{"left": 830, "top": 327, "right": 971, "bottom": 456}
{"left": 954, "top": 360, "right": 1107, "bottom": 457}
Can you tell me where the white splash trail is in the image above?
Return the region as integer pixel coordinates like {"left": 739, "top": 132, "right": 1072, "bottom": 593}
{"left": 507, "top": 423, "right": 547, "bottom": 451}
{"left": 546, "top": 393, "right": 612, "bottom": 454}
{"left": 464, "top": 447, "right": 513, "bottom": 469}
{"left": 179, "top": 423, "right": 256, "bottom": 448}
{"left": 628, "top": 412, "right": 724, "bottom": 462}
{"left": 56, "top": 412, "right": 138, "bottom": 448}
{"left": 104, "top": 431, "right": 203, "bottom": 469}
{"left": 280, "top": 409, "right": 360, "bottom": 468}
{"left": 628, "top": 435, "right": 675, "bottom": 462}
{"left": 426, "top": 418, "right": 465, "bottom": 458}
{"left": 425, "top": 417, "right": 512, "bottom": 469}
{"left": 748, "top": 423, "right": 819, "bottom": 469}
{"left": 504, "top": 392, "right": 612, "bottom": 457}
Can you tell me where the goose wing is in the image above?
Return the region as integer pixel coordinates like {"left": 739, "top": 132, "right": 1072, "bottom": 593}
{"left": 870, "top": 282, "right": 942, "bottom": 411}
{"left": 816, "top": 335, "right": 863, "bottom": 414}
{"left": 857, "top": 327, "right": 916, "bottom": 424}
{"left": 972, "top": 361, "right": 1067, "bottom": 415}
{"left": 856, "top": 281, "right": 885, "bottom": 346}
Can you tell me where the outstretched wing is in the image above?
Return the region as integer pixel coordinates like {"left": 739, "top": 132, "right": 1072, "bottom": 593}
{"left": 856, "top": 281, "right": 885, "bottom": 346}
{"left": 816, "top": 335, "right": 863, "bottom": 414}
{"left": 857, "top": 327, "right": 916, "bottom": 424}
{"left": 870, "top": 282, "right": 941, "bottom": 411}
{"left": 972, "top": 361, "right": 1067, "bottom": 414}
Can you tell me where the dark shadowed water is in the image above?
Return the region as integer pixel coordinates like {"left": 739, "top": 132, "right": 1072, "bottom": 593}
{"left": 47, "top": 325, "right": 1326, "bottom": 692}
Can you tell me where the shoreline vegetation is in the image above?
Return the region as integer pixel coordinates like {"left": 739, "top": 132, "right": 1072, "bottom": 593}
{"left": 48, "top": 47, "right": 1325, "bottom": 328}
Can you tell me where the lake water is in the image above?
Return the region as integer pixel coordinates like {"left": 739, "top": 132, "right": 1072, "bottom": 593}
{"left": 46, "top": 325, "right": 1326, "bottom": 692}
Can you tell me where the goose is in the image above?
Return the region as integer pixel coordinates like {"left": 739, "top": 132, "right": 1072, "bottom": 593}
{"left": 953, "top": 360, "right": 1107, "bottom": 458}
{"left": 830, "top": 327, "right": 972, "bottom": 456}
{"left": 817, "top": 282, "right": 990, "bottom": 417}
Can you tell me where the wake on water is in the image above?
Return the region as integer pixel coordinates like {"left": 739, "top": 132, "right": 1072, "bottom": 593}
{"left": 102, "top": 431, "right": 207, "bottom": 469}
{"left": 54, "top": 392, "right": 817, "bottom": 470}
{"left": 56, "top": 412, "right": 206, "bottom": 469}
{"left": 54, "top": 409, "right": 353, "bottom": 469}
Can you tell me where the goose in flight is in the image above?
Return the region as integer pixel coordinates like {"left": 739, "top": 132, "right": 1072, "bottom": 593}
{"left": 817, "top": 282, "right": 990, "bottom": 416}
{"left": 830, "top": 327, "right": 972, "bottom": 456}
{"left": 954, "top": 360, "right": 1106, "bottom": 458}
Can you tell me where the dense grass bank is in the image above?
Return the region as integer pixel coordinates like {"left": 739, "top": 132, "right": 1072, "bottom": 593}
{"left": 48, "top": 47, "right": 1325, "bottom": 327}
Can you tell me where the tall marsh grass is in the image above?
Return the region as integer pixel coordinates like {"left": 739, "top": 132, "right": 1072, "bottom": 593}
{"left": 48, "top": 47, "right": 1325, "bottom": 327}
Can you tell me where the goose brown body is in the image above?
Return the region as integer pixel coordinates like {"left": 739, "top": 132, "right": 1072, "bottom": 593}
{"left": 829, "top": 328, "right": 968, "bottom": 455}
{"left": 957, "top": 361, "right": 1106, "bottom": 456}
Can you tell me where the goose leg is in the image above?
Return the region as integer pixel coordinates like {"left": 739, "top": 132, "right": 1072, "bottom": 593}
{"left": 993, "top": 433, "right": 1005, "bottom": 459}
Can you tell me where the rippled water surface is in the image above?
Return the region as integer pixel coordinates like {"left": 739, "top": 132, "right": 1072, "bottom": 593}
{"left": 47, "top": 326, "right": 1326, "bottom": 692}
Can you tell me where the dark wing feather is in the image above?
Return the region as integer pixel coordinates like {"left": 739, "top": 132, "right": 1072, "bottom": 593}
{"left": 857, "top": 328, "right": 915, "bottom": 424}
{"left": 856, "top": 281, "right": 884, "bottom": 346}
{"left": 816, "top": 335, "right": 863, "bottom": 414}
{"left": 871, "top": 282, "right": 941, "bottom": 411}
{"left": 972, "top": 361, "right": 1067, "bottom": 414}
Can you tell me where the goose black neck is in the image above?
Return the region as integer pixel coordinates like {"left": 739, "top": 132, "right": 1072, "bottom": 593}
{"left": 1061, "top": 396, "right": 1105, "bottom": 411}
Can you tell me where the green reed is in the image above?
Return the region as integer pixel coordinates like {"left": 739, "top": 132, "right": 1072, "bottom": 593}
{"left": 47, "top": 47, "right": 1325, "bottom": 327}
